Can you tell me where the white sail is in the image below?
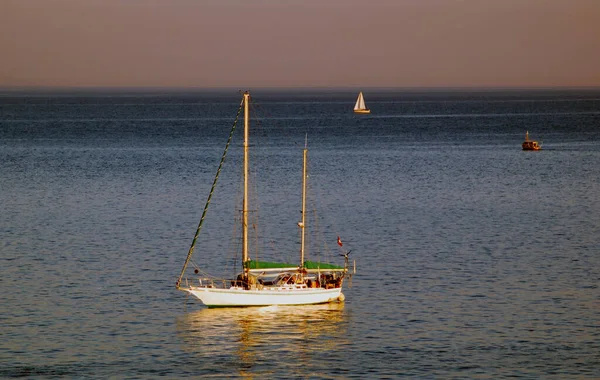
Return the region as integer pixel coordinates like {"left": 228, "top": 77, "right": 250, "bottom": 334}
{"left": 353, "top": 92, "right": 370, "bottom": 113}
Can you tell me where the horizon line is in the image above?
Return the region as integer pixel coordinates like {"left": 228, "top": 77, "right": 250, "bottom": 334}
{"left": 2, "top": 85, "right": 600, "bottom": 93}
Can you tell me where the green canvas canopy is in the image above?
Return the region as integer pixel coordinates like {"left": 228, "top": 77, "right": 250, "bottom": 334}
{"left": 244, "top": 260, "right": 297, "bottom": 270}
{"left": 244, "top": 260, "right": 344, "bottom": 271}
{"left": 303, "top": 260, "right": 345, "bottom": 270}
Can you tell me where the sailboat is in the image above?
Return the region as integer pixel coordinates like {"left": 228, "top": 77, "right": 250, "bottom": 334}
{"left": 176, "top": 91, "right": 354, "bottom": 308}
{"left": 353, "top": 91, "right": 370, "bottom": 114}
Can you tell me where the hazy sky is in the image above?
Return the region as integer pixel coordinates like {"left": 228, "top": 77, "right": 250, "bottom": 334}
{"left": 2, "top": 0, "right": 600, "bottom": 88}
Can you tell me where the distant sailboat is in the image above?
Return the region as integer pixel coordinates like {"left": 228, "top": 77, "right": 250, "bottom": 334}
{"left": 353, "top": 92, "right": 370, "bottom": 114}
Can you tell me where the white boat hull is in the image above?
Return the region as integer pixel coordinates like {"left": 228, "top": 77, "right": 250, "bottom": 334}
{"left": 186, "top": 286, "right": 343, "bottom": 307}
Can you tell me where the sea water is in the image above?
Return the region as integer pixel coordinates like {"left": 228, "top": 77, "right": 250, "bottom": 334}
{"left": 1, "top": 88, "right": 599, "bottom": 378}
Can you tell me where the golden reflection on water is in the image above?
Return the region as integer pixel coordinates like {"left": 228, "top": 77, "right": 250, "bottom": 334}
{"left": 176, "top": 303, "right": 349, "bottom": 377}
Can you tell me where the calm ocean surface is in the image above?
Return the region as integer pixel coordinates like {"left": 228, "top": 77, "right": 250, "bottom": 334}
{"left": 1, "top": 88, "right": 599, "bottom": 379}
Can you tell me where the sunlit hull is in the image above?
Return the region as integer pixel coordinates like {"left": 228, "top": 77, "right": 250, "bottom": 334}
{"left": 186, "top": 286, "right": 343, "bottom": 308}
{"left": 522, "top": 141, "right": 541, "bottom": 150}
{"left": 353, "top": 109, "right": 371, "bottom": 114}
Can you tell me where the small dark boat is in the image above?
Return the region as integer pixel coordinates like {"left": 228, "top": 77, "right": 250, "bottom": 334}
{"left": 522, "top": 131, "right": 541, "bottom": 151}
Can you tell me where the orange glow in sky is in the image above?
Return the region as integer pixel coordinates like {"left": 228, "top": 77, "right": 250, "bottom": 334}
{"left": 2, "top": 0, "right": 600, "bottom": 88}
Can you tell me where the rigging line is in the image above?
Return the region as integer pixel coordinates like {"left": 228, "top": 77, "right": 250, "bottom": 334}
{"left": 230, "top": 210, "right": 240, "bottom": 276}
{"left": 176, "top": 96, "right": 245, "bottom": 289}
{"left": 252, "top": 102, "right": 298, "bottom": 265}
{"left": 227, "top": 174, "right": 243, "bottom": 276}
{"left": 311, "top": 177, "right": 339, "bottom": 261}
{"left": 248, "top": 101, "right": 265, "bottom": 263}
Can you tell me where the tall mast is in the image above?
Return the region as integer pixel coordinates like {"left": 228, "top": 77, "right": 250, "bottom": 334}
{"left": 299, "top": 136, "right": 308, "bottom": 267}
{"left": 242, "top": 91, "right": 250, "bottom": 269}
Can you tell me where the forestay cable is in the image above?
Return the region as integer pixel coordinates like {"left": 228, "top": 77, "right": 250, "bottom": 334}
{"left": 176, "top": 96, "right": 245, "bottom": 289}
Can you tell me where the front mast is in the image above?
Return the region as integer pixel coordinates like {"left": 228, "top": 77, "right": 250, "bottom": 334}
{"left": 242, "top": 92, "right": 249, "bottom": 277}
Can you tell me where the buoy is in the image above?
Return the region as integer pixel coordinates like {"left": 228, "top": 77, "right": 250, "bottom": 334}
{"left": 338, "top": 293, "right": 345, "bottom": 302}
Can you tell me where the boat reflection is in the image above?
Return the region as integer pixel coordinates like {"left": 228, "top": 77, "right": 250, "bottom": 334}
{"left": 176, "top": 303, "right": 349, "bottom": 377}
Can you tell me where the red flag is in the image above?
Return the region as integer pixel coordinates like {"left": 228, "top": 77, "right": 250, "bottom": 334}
{"left": 337, "top": 236, "right": 343, "bottom": 247}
